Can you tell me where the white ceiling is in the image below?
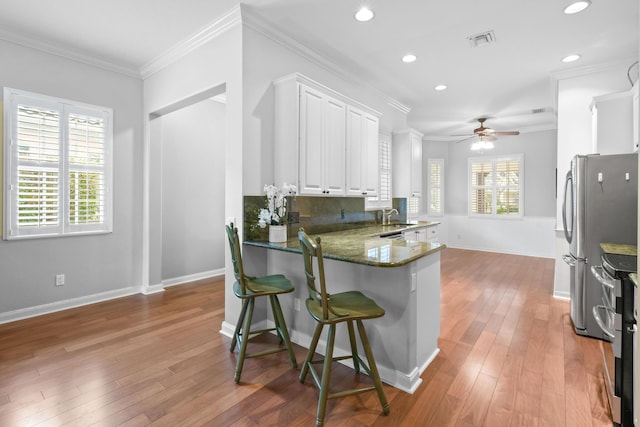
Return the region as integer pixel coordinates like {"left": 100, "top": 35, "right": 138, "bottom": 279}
{"left": 0, "top": 0, "right": 637, "bottom": 140}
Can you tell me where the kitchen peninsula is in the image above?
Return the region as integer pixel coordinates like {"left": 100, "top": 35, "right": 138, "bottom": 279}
{"left": 244, "top": 222, "right": 445, "bottom": 393}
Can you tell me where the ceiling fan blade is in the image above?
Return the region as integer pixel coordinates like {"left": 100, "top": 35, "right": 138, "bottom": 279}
{"left": 494, "top": 131, "right": 520, "bottom": 136}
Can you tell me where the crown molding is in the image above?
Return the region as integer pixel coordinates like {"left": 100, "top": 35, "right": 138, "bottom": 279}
{"left": 550, "top": 56, "right": 639, "bottom": 81}
{"left": 140, "top": 5, "right": 242, "bottom": 79}
{"left": 241, "top": 5, "right": 410, "bottom": 116}
{"left": 0, "top": 28, "right": 140, "bottom": 78}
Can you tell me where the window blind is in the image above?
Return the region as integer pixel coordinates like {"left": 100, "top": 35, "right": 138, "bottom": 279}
{"left": 469, "top": 155, "right": 523, "bottom": 218}
{"left": 427, "top": 158, "right": 444, "bottom": 216}
{"left": 4, "top": 88, "right": 113, "bottom": 239}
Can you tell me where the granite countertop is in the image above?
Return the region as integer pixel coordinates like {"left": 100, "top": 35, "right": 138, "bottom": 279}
{"left": 629, "top": 273, "right": 637, "bottom": 287}
{"left": 244, "top": 221, "right": 445, "bottom": 267}
{"left": 600, "top": 243, "right": 638, "bottom": 256}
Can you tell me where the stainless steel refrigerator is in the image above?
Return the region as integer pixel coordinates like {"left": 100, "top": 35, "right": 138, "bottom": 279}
{"left": 562, "top": 153, "right": 638, "bottom": 340}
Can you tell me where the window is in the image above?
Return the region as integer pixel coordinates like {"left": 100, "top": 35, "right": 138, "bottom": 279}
{"left": 365, "top": 133, "right": 392, "bottom": 210}
{"left": 427, "top": 158, "right": 444, "bottom": 216}
{"left": 3, "top": 88, "right": 113, "bottom": 239}
{"left": 469, "top": 154, "right": 523, "bottom": 218}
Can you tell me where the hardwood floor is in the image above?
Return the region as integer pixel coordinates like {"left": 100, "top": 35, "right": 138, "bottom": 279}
{"left": 0, "top": 248, "right": 611, "bottom": 426}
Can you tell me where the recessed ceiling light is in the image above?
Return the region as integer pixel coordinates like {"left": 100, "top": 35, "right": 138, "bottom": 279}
{"left": 402, "top": 54, "right": 417, "bottom": 63}
{"left": 434, "top": 85, "right": 447, "bottom": 91}
{"left": 355, "top": 7, "right": 374, "bottom": 22}
{"left": 562, "top": 54, "right": 581, "bottom": 63}
{"left": 564, "top": 1, "right": 591, "bottom": 14}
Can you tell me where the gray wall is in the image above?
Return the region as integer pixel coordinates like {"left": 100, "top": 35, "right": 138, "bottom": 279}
{"left": 0, "top": 39, "right": 143, "bottom": 317}
{"left": 161, "top": 99, "right": 226, "bottom": 280}
{"left": 444, "top": 129, "right": 557, "bottom": 217}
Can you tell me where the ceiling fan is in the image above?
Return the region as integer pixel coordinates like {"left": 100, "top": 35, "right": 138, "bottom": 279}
{"left": 455, "top": 117, "right": 520, "bottom": 144}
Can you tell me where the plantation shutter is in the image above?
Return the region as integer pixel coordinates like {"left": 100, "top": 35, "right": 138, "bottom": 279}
{"left": 365, "top": 133, "right": 392, "bottom": 210}
{"left": 4, "top": 88, "right": 113, "bottom": 239}
{"left": 427, "top": 158, "right": 444, "bottom": 216}
{"left": 469, "top": 155, "right": 523, "bottom": 218}
{"left": 67, "top": 109, "right": 107, "bottom": 229}
{"left": 470, "top": 161, "right": 493, "bottom": 215}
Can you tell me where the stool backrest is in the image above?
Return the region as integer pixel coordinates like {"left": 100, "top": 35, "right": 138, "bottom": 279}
{"left": 225, "top": 223, "right": 247, "bottom": 293}
{"left": 298, "top": 228, "right": 330, "bottom": 320}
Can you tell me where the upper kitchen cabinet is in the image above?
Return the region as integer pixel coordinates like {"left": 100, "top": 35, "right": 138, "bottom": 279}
{"left": 274, "top": 73, "right": 381, "bottom": 197}
{"left": 298, "top": 85, "right": 346, "bottom": 195}
{"left": 392, "top": 129, "right": 423, "bottom": 198}
{"left": 591, "top": 90, "right": 633, "bottom": 155}
{"left": 346, "top": 106, "right": 379, "bottom": 197}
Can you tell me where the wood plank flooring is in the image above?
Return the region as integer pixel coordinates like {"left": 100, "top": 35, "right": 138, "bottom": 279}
{"left": 0, "top": 248, "right": 611, "bottom": 426}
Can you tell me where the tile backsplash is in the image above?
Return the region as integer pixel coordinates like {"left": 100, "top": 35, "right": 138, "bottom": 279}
{"left": 243, "top": 195, "right": 408, "bottom": 241}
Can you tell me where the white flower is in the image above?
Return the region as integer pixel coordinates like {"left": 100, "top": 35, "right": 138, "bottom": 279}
{"left": 257, "top": 183, "right": 296, "bottom": 227}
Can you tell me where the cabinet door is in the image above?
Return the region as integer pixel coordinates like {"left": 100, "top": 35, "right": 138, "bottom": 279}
{"left": 346, "top": 107, "right": 365, "bottom": 196}
{"left": 410, "top": 133, "right": 422, "bottom": 197}
{"left": 363, "top": 114, "right": 379, "bottom": 196}
{"left": 323, "top": 97, "right": 346, "bottom": 195}
{"left": 346, "top": 108, "right": 379, "bottom": 196}
{"left": 299, "top": 86, "right": 326, "bottom": 195}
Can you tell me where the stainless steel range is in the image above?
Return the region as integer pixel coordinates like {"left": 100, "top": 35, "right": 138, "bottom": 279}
{"left": 592, "top": 252, "right": 636, "bottom": 426}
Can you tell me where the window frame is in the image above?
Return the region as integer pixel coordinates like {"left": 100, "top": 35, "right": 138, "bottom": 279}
{"left": 427, "top": 158, "right": 444, "bottom": 217}
{"left": 468, "top": 154, "right": 523, "bottom": 219}
{"left": 3, "top": 87, "right": 113, "bottom": 240}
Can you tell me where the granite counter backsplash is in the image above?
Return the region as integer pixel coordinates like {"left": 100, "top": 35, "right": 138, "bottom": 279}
{"left": 243, "top": 195, "right": 409, "bottom": 241}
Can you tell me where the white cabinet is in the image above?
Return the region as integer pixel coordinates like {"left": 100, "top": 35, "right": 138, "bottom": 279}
{"left": 402, "top": 225, "right": 439, "bottom": 243}
{"left": 298, "top": 85, "right": 346, "bottom": 195}
{"left": 633, "top": 82, "right": 639, "bottom": 152}
{"left": 274, "top": 73, "right": 381, "bottom": 197}
{"left": 392, "top": 129, "right": 423, "bottom": 198}
{"left": 346, "top": 106, "right": 379, "bottom": 197}
{"left": 591, "top": 91, "right": 633, "bottom": 155}
{"left": 403, "top": 227, "right": 427, "bottom": 242}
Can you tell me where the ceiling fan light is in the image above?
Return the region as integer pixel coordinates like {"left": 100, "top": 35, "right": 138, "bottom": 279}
{"left": 564, "top": 1, "right": 591, "bottom": 14}
{"left": 484, "top": 140, "right": 495, "bottom": 150}
{"left": 355, "top": 7, "right": 374, "bottom": 22}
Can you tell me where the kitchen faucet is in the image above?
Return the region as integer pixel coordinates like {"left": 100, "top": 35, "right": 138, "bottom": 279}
{"left": 381, "top": 208, "right": 398, "bottom": 225}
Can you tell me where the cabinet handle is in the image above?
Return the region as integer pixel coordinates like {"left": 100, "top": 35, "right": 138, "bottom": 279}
{"left": 362, "top": 192, "right": 367, "bottom": 195}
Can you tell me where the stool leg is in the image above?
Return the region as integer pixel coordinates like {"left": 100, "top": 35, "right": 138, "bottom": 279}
{"left": 300, "top": 322, "right": 323, "bottom": 383}
{"left": 316, "top": 323, "right": 336, "bottom": 427}
{"left": 346, "top": 320, "right": 360, "bottom": 373}
{"left": 356, "top": 320, "right": 389, "bottom": 415}
{"left": 234, "top": 297, "right": 255, "bottom": 384}
{"left": 270, "top": 295, "right": 298, "bottom": 368}
{"left": 230, "top": 298, "right": 249, "bottom": 352}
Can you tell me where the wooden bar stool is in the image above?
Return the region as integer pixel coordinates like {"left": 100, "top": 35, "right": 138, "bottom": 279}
{"left": 225, "top": 223, "right": 297, "bottom": 383}
{"left": 297, "top": 228, "right": 389, "bottom": 426}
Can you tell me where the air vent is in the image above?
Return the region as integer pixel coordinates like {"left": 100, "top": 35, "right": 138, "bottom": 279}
{"left": 468, "top": 30, "right": 496, "bottom": 47}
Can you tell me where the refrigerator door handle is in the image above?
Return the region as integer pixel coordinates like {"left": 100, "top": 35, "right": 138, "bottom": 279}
{"left": 562, "top": 254, "right": 576, "bottom": 266}
{"left": 562, "top": 171, "right": 573, "bottom": 244}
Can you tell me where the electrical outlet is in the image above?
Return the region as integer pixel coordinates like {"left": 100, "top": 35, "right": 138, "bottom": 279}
{"left": 55, "top": 274, "right": 65, "bottom": 286}
{"left": 288, "top": 211, "right": 300, "bottom": 224}
{"left": 294, "top": 298, "right": 301, "bottom": 311}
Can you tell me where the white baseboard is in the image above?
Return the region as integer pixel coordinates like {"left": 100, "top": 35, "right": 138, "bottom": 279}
{"left": 162, "top": 268, "right": 224, "bottom": 288}
{"left": 553, "top": 291, "right": 570, "bottom": 300}
{"left": 0, "top": 286, "right": 139, "bottom": 325}
{"left": 1, "top": 269, "right": 225, "bottom": 325}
